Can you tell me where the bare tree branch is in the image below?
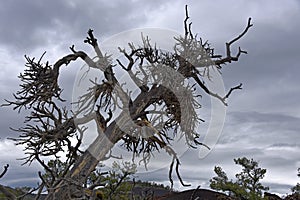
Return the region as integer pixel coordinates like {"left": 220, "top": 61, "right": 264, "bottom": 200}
{"left": 0, "top": 164, "right": 9, "bottom": 178}
{"left": 215, "top": 17, "right": 253, "bottom": 66}
{"left": 2, "top": 5, "right": 252, "bottom": 199}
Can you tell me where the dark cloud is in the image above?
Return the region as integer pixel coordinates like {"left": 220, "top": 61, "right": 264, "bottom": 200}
{"left": 226, "top": 111, "right": 300, "bottom": 129}
{"left": 0, "top": 140, "right": 42, "bottom": 187}
{"left": 219, "top": 111, "right": 300, "bottom": 149}
{"left": 134, "top": 110, "right": 300, "bottom": 193}
{"left": 0, "top": 0, "right": 171, "bottom": 53}
{"left": 267, "top": 183, "right": 295, "bottom": 198}
{"left": 219, "top": 17, "right": 300, "bottom": 116}
{"left": 0, "top": 106, "right": 26, "bottom": 139}
{"left": 0, "top": 0, "right": 299, "bottom": 196}
{"left": 0, "top": 0, "right": 71, "bottom": 52}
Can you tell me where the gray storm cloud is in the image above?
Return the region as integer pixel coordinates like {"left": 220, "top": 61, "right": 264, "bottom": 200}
{"left": 0, "top": 0, "right": 299, "bottom": 196}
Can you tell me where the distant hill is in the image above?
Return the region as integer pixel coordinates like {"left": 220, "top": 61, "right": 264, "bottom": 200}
{"left": 1, "top": 183, "right": 298, "bottom": 199}
{"left": 156, "top": 189, "right": 298, "bottom": 200}
{"left": 131, "top": 186, "right": 174, "bottom": 198}
{"left": 0, "top": 185, "right": 46, "bottom": 200}
{"left": 156, "top": 188, "right": 230, "bottom": 200}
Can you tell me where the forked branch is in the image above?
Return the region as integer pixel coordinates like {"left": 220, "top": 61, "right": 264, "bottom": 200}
{"left": 2, "top": 5, "right": 252, "bottom": 198}
{"left": 215, "top": 17, "right": 253, "bottom": 65}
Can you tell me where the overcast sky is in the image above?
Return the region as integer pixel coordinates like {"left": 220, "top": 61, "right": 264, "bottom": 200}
{"left": 0, "top": 0, "right": 299, "bottom": 197}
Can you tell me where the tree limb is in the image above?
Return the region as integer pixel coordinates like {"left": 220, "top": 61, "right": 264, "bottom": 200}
{"left": 0, "top": 164, "right": 9, "bottom": 178}
{"left": 215, "top": 17, "right": 253, "bottom": 66}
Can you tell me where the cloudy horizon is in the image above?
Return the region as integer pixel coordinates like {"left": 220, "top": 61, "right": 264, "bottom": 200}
{"left": 0, "top": 0, "right": 299, "bottom": 197}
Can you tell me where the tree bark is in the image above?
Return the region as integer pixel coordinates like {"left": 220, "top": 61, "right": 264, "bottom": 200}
{"left": 45, "top": 120, "right": 122, "bottom": 199}
{"left": 45, "top": 81, "right": 164, "bottom": 199}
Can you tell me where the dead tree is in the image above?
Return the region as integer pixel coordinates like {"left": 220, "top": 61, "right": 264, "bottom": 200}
{"left": 3, "top": 6, "right": 252, "bottom": 199}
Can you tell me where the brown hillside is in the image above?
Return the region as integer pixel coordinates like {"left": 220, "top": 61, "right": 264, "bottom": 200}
{"left": 156, "top": 189, "right": 231, "bottom": 200}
